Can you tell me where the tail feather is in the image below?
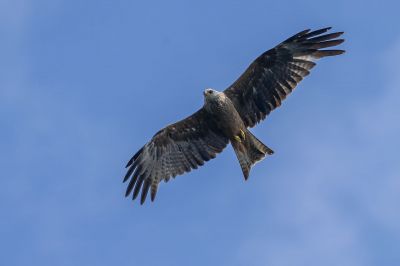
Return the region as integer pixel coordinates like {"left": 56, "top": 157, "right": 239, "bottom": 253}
{"left": 231, "top": 129, "right": 273, "bottom": 180}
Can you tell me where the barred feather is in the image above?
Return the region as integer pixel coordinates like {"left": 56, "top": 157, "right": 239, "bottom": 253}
{"left": 124, "top": 109, "right": 229, "bottom": 204}
{"left": 224, "top": 27, "right": 345, "bottom": 127}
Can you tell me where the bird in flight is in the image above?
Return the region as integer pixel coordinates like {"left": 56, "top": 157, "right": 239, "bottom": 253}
{"left": 123, "top": 27, "right": 345, "bottom": 204}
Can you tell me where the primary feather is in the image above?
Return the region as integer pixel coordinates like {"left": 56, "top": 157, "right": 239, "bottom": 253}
{"left": 224, "top": 27, "right": 344, "bottom": 127}
{"left": 124, "top": 109, "right": 229, "bottom": 204}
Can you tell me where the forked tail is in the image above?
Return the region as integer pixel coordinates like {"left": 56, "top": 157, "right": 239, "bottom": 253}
{"left": 231, "top": 129, "right": 274, "bottom": 179}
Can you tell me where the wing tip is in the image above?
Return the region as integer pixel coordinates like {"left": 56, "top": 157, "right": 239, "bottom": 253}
{"left": 125, "top": 159, "right": 133, "bottom": 168}
{"left": 336, "top": 39, "right": 345, "bottom": 44}
{"left": 284, "top": 27, "right": 345, "bottom": 44}
{"left": 123, "top": 174, "right": 130, "bottom": 183}
{"left": 321, "top": 26, "right": 332, "bottom": 31}
{"left": 326, "top": 49, "right": 346, "bottom": 56}
{"left": 126, "top": 147, "right": 145, "bottom": 168}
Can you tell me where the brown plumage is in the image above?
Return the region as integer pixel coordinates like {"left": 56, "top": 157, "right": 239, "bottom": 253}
{"left": 123, "top": 27, "right": 345, "bottom": 204}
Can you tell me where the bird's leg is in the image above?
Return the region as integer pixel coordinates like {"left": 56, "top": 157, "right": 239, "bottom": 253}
{"left": 234, "top": 129, "right": 246, "bottom": 143}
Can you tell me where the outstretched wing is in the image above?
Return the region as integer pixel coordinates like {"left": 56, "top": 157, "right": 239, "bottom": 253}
{"left": 224, "top": 27, "right": 345, "bottom": 128}
{"left": 123, "top": 108, "right": 229, "bottom": 204}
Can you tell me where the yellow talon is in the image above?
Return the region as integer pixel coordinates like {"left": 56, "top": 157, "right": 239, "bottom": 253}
{"left": 234, "top": 135, "right": 242, "bottom": 143}
{"left": 234, "top": 130, "right": 245, "bottom": 142}
{"left": 240, "top": 129, "right": 245, "bottom": 140}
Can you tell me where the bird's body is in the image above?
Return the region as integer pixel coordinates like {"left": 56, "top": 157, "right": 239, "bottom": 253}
{"left": 203, "top": 88, "right": 273, "bottom": 178}
{"left": 123, "top": 27, "right": 345, "bottom": 204}
{"left": 203, "top": 89, "right": 245, "bottom": 140}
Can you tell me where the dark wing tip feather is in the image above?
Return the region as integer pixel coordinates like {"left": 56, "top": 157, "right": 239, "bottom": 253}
{"left": 292, "top": 28, "right": 345, "bottom": 59}
{"left": 306, "top": 32, "right": 343, "bottom": 43}
{"left": 150, "top": 183, "right": 158, "bottom": 202}
{"left": 125, "top": 173, "right": 139, "bottom": 197}
{"left": 284, "top": 29, "right": 311, "bottom": 42}
{"left": 314, "top": 49, "right": 345, "bottom": 58}
{"left": 123, "top": 166, "right": 134, "bottom": 183}
{"left": 140, "top": 179, "right": 151, "bottom": 205}
{"left": 125, "top": 160, "right": 133, "bottom": 168}
{"left": 286, "top": 27, "right": 344, "bottom": 46}
{"left": 284, "top": 27, "right": 334, "bottom": 43}
{"left": 309, "top": 39, "right": 344, "bottom": 49}
{"left": 224, "top": 27, "right": 344, "bottom": 128}
{"left": 301, "top": 27, "right": 332, "bottom": 39}
{"left": 125, "top": 147, "right": 144, "bottom": 168}
{"left": 132, "top": 176, "right": 144, "bottom": 201}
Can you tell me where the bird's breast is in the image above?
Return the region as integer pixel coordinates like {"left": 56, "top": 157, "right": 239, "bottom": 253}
{"left": 206, "top": 97, "right": 245, "bottom": 138}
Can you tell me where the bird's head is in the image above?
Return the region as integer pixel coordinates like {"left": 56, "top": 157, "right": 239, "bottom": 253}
{"left": 203, "top": 88, "right": 220, "bottom": 101}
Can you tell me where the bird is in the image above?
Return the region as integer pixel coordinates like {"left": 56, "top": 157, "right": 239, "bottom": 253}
{"left": 123, "top": 27, "right": 345, "bottom": 204}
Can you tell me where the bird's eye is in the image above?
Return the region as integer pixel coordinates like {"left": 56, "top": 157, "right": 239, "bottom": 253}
{"left": 208, "top": 90, "right": 212, "bottom": 94}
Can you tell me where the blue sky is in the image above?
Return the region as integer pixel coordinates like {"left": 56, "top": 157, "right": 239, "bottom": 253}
{"left": 1, "top": 0, "right": 400, "bottom": 265}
